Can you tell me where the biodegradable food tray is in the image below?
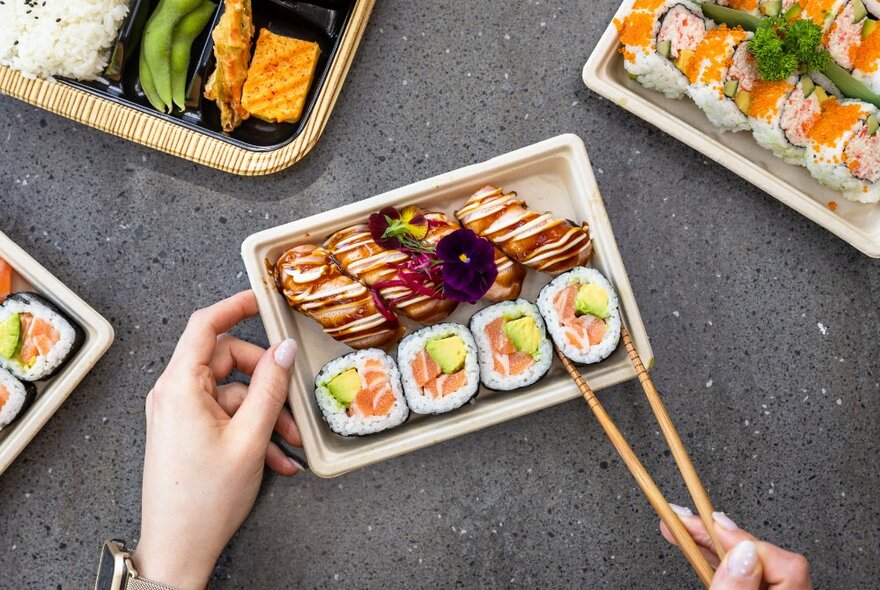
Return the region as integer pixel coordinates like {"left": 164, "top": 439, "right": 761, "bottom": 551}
{"left": 242, "top": 134, "right": 654, "bottom": 478}
{"left": 0, "top": 0, "right": 374, "bottom": 176}
{"left": 0, "top": 231, "right": 114, "bottom": 476}
{"left": 583, "top": 0, "right": 880, "bottom": 257}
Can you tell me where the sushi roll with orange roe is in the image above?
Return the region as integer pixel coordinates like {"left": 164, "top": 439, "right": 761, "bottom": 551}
{"left": 686, "top": 25, "right": 757, "bottom": 132}
{"left": 314, "top": 350, "right": 409, "bottom": 436}
{"left": 748, "top": 76, "right": 831, "bottom": 164}
{"left": 853, "top": 8, "right": 880, "bottom": 94}
{"left": 826, "top": 0, "right": 873, "bottom": 70}
{"left": 782, "top": 0, "right": 848, "bottom": 31}
{"left": 805, "top": 98, "right": 880, "bottom": 202}
{"left": 615, "top": 0, "right": 712, "bottom": 98}
{"left": 397, "top": 324, "right": 480, "bottom": 415}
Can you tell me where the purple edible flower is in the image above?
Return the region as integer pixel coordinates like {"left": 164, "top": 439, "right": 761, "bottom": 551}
{"left": 436, "top": 229, "right": 498, "bottom": 303}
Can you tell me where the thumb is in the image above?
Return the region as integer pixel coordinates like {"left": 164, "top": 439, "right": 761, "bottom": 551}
{"left": 232, "top": 338, "right": 298, "bottom": 441}
{"left": 710, "top": 540, "right": 763, "bottom": 590}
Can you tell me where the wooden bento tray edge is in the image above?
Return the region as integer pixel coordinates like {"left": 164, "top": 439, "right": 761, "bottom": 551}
{"left": 582, "top": 0, "right": 880, "bottom": 258}
{"left": 0, "top": 0, "right": 375, "bottom": 176}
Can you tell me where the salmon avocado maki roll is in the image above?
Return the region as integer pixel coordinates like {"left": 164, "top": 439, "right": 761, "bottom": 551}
{"left": 537, "top": 268, "right": 622, "bottom": 365}
{"left": 314, "top": 350, "right": 409, "bottom": 436}
{"left": 469, "top": 300, "right": 553, "bottom": 391}
{"left": 398, "top": 324, "right": 480, "bottom": 415}
{"left": 0, "top": 293, "right": 83, "bottom": 382}
{"left": 0, "top": 367, "right": 36, "bottom": 431}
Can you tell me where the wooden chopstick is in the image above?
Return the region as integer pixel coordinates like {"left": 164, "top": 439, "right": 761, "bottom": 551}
{"left": 620, "top": 325, "right": 725, "bottom": 559}
{"left": 555, "top": 347, "right": 715, "bottom": 589}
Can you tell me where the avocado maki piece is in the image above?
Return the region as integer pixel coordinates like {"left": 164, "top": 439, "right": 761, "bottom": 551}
{"left": 868, "top": 114, "right": 879, "bottom": 136}
{"left": 326, "top": 368, "right": 361, "bottom": 406}
{"left": 503, "top": 316, "right": 542, "bottom": 357}
{"left": 724, "top": 80, "right": 740, "bottom": 98}
{"left": 425, "top": 336, "right": 466, "bottom": 374}
{"left": 0, "top": 314, "right": 20, "bottom": 359}
{"left": 657, "top": 39, "right": 672, "bottom": 58}
{"left": 574, "top": 284, "right": 611, "bottom": 319}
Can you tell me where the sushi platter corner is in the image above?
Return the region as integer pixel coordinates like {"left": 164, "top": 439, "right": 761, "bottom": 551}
{"left": 242, "top": 134, "right": 654, "bottom": 478}
{"left": 583, "top": 0, "right": 880, "bottom": 258}
{"left": 0, "top": 230, "right": 114, "bottom": 477}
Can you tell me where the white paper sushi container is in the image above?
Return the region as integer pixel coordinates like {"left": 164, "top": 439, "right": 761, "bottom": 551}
{"left": 242, "top": 134, "right": 654, "bottom": 478}
{"left": 0, "top": 231, "right": 114, "bottom": 476}
{"left": 583, "top": 0, "right": 880, "bottom": 257}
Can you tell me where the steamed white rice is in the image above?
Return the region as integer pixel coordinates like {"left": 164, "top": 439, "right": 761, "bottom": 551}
{"left": 0, "top": 0, "right": 129, "bottom": 80}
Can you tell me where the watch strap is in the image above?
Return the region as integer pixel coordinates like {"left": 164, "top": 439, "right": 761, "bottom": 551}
{"left": 125, "top": 574, "right": 180, "bottom": 590}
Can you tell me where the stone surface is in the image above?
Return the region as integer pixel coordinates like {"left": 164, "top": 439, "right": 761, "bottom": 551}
{"left": 1, "top": 1, "right": 878, "bottom": 588}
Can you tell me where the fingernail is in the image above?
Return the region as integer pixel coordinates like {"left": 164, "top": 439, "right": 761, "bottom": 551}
{"left": 287, "top": 456, "right": 305, "bottom": 473}
{"left": 713, "top": 511, "right": 739, "bottom": 531}
{"left": 726, "top": 540, "right": 758, "bottom": 578}
{"left": 669, "top": 503, "right": 693, "bottom": 517}
{"left": 274, "top": 339, "right": 298, "bottom": 369}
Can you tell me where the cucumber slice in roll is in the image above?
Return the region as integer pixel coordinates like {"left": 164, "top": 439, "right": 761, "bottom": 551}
{"left": 700, "top": 3, "right": 762, "bottom": 30}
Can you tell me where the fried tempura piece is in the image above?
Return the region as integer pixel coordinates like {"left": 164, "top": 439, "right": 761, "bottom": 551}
{"left": 204, "top": 0, "right": 254, "bottom": 133}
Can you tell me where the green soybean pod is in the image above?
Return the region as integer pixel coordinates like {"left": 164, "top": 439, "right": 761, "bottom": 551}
{"left": 142, "top": 0, "right": 205, "bottom": 107}
{"left": 139, "top": 42, "right": 167, "bottom": 112}
{"left": 171, "top": 1, "right": 217, "bottom": 110}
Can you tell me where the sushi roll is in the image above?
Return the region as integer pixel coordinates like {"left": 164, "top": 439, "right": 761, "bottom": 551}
{"left": 782, "top": 0, "right": 847, "bottom": 31}
{"left": 0, "top": 293, "right": 83, "bottom": 381}
{"left": 826, "top": 0, "right": 874, "bottom": 71}
{"left": 454, "top": 186, "right": 593, "bottom": 275}
{"left": 749, "top": 76, "right": 829, "bottom": 165}
{"left": 314, "top": 350, "right": 409, "bottom": 436}
{"left": 423, "top": 212, "right": 526, "bottom": 303}
{"left": 615, "top": 0, "right": 712, "bottom": 99}
{"left": 686, "top": 26, "right": 757, "bottom": 132}
{"left": 853, "top": 9, "right": 880, "bottom": 94}
{"left": 469, "top": 300, "right": 552, "bottom": 391}
{"left": 537, "top": 268, "right": 621, "bottom": 365}
{"left": 805, "top": 97, "right": 880, "bottom": 202}
{"left": 0, "top": 367, "right": 36, "bottom": 431}
{"left": 397, "top": 323, "right": 480, "bottom": 414}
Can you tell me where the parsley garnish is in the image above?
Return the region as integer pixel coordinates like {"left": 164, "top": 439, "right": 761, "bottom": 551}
{"left": 750, "top": 16, "right": 830, "bottom": 80}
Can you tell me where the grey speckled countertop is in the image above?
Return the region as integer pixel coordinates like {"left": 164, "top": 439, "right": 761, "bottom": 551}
{"left": 1, "top": 1, "right": 878, "bottom": 588}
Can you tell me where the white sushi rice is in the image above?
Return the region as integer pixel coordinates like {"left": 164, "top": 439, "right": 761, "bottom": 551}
{"left": 689, "top": 83, "right": 751, "bottom": 131}
{"left": 805, "top": 100, "right": 880, "bottom": 203}
{"left": 0, "top": 0, "right": 129, "bottom": 80}
{"left": 0, "top": 296, "right": 78, "bottom": 381}
{"left": 314, "top": 350, "right": 408, "bottom": 437}
{"left": 397, "top": 324, "right": 480, "bottom": 415}
{"left": 750, "top": 76, "right": 806, "bottom": 165}
{"left": 0, "top": 367, "right": 32, "bottom": 430}
{"left": 469, "top": 300, "right": 553, "bottom": 391}
{"left": 537, "top": 267, "right": 621, "bottom": 365}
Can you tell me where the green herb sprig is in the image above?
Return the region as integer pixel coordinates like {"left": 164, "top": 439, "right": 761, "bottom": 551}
{"left": 750, "top": 16, "right": 830, "bottom": 80}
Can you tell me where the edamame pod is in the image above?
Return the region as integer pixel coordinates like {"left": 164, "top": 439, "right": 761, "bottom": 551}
{"left": 139, "top": 42, "right": 167, "bottom": 112}
{"left": 171, "top": 1, "right": 217, "bottom": 110}
{"left": 143, "top": 0, "right": 205, "bottom": 107}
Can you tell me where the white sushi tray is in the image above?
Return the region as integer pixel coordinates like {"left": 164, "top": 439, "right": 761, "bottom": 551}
{"left": 242, "top": 134, "right": 654, "bottom": 478}
{"left": 583, "top": 0, "right": 880, "bottom": 257}
{"left": 0, "top": 231, "right": 115, "bottom": 476}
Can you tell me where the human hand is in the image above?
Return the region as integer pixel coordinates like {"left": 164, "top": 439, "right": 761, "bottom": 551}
{"left": 661, "top": 507, "right": 812, "bottom": 590}
{"left": 133, "top": 291, "right": 302, "bottom": 590}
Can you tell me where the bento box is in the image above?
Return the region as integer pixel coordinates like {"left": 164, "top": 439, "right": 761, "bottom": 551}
{"left": 583, "top": 0, "right": 880, "bottom": 257}
{"left": 0, "top": 0, "right": 374, "bottom": 175}
{"left": 242, "top": 134, "right": 654, "bottom": 478}
{"left": 0, "top": 231, "right": 114, "bottom": 476}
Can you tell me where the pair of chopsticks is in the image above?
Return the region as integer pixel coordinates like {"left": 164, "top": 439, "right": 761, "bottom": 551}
{"left": 556, "top": 325, "right": 722, "bottom": 588}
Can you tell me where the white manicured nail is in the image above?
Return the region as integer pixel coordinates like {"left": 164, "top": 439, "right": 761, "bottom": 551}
{"left": 727, "top": 540, "right": 758, "bottom": 578}
{"left": 669, "top": 503, "right": 693, "bottom": 517}
{"left": 713, "top": 511, "right": 738, "bottom": 531}
{"left": 274, "top": 339, "right": 298, "bottom": 369}
{"left": 287, "top": 456, "right": 305, "bottom": 472}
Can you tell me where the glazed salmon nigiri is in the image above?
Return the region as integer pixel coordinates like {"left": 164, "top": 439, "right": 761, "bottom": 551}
{"left": 324, "top": 225, "right": 458, "bottom": 324}
{"left": 275, "top": 245, "right": 404, "bottom": 350}
{"left": 454, "top": 185, "right": 593, "bottom": 275}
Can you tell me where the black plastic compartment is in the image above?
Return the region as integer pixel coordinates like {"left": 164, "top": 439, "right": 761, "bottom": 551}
{"left": 63, "top": 0, "right": 357, "bottom": 152}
